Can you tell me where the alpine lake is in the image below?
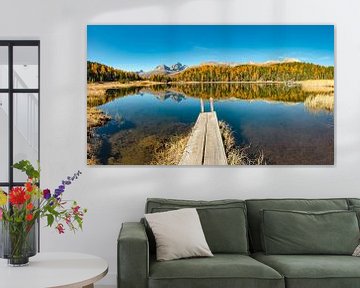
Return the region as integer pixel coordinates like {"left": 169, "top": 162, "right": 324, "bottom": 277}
{"left": 89, "top": 82, "right": 334, "bottom": 165}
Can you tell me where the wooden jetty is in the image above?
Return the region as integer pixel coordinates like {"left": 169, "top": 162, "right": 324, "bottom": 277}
{"left": 179, "top": 98, "right": 228, "bottom": 165}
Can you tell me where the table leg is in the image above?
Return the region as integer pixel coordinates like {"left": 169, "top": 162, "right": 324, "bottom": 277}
{"left": 82, "top": 284, "right": 94, "bottom": 288}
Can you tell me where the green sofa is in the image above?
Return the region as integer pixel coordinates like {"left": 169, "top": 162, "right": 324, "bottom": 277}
{"left": 118, "top": 198, "right": 360, "bottom": 288}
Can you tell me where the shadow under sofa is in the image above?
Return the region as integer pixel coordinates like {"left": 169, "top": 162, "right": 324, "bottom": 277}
{"left": 118, "top": 198, "right": 360, "bottom": 288}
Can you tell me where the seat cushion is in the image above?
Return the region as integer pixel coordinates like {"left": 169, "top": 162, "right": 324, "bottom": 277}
{"left": 253, "top": 252, "right": 360, "bottom": 288}
{"left": 146, "top": 198, "right": 249, "bottom": 254}
{"left": 149, "top": 254, "right": 284, "bottom": 288}
{"left": 246, "top": 198, "right": 349, "bottom": 252}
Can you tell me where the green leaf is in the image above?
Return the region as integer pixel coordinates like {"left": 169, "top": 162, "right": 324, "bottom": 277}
{"left": 13, "top": 160, "right": 40, "bottom": 180}
{"left": 47, "top": 214, "right": 54, "bottom": 227}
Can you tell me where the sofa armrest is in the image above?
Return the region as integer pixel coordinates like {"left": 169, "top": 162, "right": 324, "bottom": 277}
{"left": 118, "top": 222, "right": 149, "bottom": 288}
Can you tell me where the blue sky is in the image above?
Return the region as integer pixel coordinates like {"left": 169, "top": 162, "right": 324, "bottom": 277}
{"left": 87, "top": 25, "right": 334, "bottom": 72}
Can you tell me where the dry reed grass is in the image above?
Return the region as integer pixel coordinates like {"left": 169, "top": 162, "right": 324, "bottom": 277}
{"left": 87, "top": 107, "right": 111, "bottom": 165}
{"left": 87, "top": 107, "right": 111, "bottom": 129}
{"left": 219, "top": 121, "right": 266, "bottom": 165}
{"left": 304, "top": 94, "right": 334, "bottom": 112}
{"left": 150, "top": 133, "right": 191, "bottom": 165}
{"left": 299, "top": 79, "right": 334, "bottom": 93}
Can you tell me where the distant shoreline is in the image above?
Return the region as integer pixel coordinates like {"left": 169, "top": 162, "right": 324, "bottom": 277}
{"left": 88, "top": 79, "right": 334, "bottom": 87}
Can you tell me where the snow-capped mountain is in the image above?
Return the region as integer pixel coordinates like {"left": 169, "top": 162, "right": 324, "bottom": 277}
{"left": 147, "top": 62, "right": 187, "bottom": 75}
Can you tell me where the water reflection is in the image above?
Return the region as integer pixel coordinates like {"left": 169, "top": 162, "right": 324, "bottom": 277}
{"left": 105, "top": 82, "right": 325, "bottom": 103}
{"left": 91, "top": 83, "right": 334, "bottom": 165}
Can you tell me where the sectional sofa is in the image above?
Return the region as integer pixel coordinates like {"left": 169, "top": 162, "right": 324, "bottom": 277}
{"left": 118, "top": 198, "right": 360, "bottom": 288}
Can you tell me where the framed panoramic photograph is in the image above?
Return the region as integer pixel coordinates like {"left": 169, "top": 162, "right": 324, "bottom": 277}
{"left": 87, "top": 25, "right": 334, "bottom": 166}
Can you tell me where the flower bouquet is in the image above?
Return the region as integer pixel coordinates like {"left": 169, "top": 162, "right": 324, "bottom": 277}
{"left": 0, "top": 160, "right": 87, "bottom": 266}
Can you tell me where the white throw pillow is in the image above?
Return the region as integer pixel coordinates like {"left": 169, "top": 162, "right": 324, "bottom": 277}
{"left": 145, "top": 208, "right": 213, "bottom": 261}
{"left": 353, "top": 244, "right": 360, "bottom": 256}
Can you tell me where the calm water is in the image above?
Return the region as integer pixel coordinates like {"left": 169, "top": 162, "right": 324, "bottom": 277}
{"left": 93, "top": 83, "right": 334, "bottom": 165}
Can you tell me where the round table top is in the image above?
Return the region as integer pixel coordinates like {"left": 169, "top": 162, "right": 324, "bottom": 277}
{"left": 0, "top": 252, "right": 108, "bottom": 288}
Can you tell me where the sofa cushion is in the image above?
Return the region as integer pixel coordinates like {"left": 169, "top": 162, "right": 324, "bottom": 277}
{"left": 246, "top": 198, "right": 349, "bottom": 252}
{"left": 347, "top": 198, "right": 360, "bottom": 207}
{"left": 261, "top": 209, "right": 359, "bottom": 255}
{"left": 146, "top": 198, "right": 249, "bottom": 254}
{"left": 145, "top": 208, "right": 213, "bottom": 261}
{"left": 347, "top": 199, "right": 360, "bottom": 228}
{"left": 149, "top": 254, "right": 284, "bottom": 288}
{"left": 252, "top": 252, "right": 360, "bottom": 288}
{"left": 350, "top": 206, "right": 360, "bottom": 228}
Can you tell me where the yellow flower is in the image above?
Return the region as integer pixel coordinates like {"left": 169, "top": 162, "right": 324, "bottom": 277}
{"left": 0, "top": 190, "right": 7, "bottom": 206}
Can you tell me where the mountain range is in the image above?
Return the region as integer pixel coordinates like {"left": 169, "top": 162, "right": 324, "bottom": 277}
{"left": 140, "top": 58, "right": 302, "bottom": 76}
{"left": 139, "top": 62, "right": 187, "bottom": 76}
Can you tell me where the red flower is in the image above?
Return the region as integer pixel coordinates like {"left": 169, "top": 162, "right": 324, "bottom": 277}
{"left": 24, "top": 193, "right": 31, "bottom": 201}
{"left": 56, "top": 223, "right": 65, "bottom": 234}
{"left": 72, "top": 205, "right": 80, "bottom": 215}
{"left": 9, "top": 187, "right": 26, "bottom": 205}
{"left": 25, "top": 182, "right": 33, "bottom": 192}
{"left": 26, "top": 203, "right": 34, "bottom": 210}
{"left": 65, "top": 214, "right": 71, "bottom": 225}
{"left": 26, "top": 214, "right": 33, "bottom": 221}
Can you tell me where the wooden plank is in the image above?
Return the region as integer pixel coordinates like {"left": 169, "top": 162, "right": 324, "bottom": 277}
{"left": 179, "top": 113, "right": 207, "bottom": 165}
{"left": 203, "top": 112, "right": 228, "bottom": 165}
{"left": 209, "top": 97, "right": 214, "bottom": 112}
{"left": 180, "top": 111, "right": 228, "bottom": 166}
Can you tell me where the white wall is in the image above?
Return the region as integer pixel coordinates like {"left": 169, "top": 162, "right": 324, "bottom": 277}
{"left": 1, "top": 0, "right": 360, "bottom": 285}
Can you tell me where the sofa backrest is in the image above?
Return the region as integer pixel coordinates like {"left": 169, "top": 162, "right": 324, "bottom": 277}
{"left": 245, "top": 198, "right": 349, "bottom": 252}
{"left": 145, "top": 198, "right": 249, "bottom": 255}
{"left": 348, "top": 198, "right": 360, "bottom": 207}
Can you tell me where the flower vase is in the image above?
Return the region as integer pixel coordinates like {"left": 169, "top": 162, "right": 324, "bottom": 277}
{"left": 0, "top": 220, "right": 37, "bottom": 266}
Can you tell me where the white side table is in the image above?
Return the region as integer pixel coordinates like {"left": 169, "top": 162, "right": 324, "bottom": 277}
{"left": 0, "top": 252, "right": 108, "bottom": 288}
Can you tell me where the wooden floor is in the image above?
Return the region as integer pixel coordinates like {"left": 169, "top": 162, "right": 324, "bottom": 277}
{"left": 179, "top": 112, "right": 227, "bottom": 165}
